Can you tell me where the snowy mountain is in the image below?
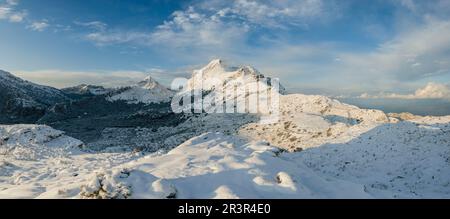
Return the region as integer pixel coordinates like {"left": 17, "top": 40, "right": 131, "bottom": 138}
{"left": 1, "top": 60, "right": 449, "bottom": 199}
{"left": 0, "top": 70, "right": 70, "bottom": 124}
{"left": 62, "top": 84, "right": 112, "bottom": 97}
{"left": 107, "top": 76, "right": 174, "bottom": 105}
{"left": 0, "top": 125, "right": 84, "bottom": 161}
{"left": 184, "top": 59, "right": 286, "bottom": 94}
{"left": 1, "top": 114, "right": 449, "bottom": 198}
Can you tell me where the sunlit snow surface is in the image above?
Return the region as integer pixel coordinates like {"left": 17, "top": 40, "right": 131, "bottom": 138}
{"left": 1, "top": 115, "right": 449, "bottom": 198}
{"left": 0, "top": 61, "right": 449, "bottom": 199}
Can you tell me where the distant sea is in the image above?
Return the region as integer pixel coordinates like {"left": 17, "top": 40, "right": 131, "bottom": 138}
{"left": 338, "top": 98, "right": 450, "bottom": 116}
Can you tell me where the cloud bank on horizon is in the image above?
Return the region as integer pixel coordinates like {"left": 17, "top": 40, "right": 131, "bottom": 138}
{"left": 0, "top": 0, "right": 450, "bottom": 99}
{"left": 358, "top": 82, "right": 450, "bottom": 100}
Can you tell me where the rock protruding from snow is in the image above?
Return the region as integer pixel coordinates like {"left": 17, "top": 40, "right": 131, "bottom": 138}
{"left": 107, "top": 76, "right": 174, "bottom": 105}
{"left": 0, "top": 125, "right": 84, "bottom": 161}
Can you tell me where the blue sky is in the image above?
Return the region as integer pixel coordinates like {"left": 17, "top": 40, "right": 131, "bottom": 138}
{"left": 1, "top": 0, "right": 450, "bottom": 99}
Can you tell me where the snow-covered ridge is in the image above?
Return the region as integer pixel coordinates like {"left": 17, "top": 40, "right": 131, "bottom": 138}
{"left": 0, "top": 125, "right": 83, "bottom": 161}
{"left": 239, "top": 94, "right": 391, "bottom": 151}
{"left": 107, "top": 76, "right": 174, "bottom": 105}
{"left": 62, "top": 84, "right": 111, "bottom": 96}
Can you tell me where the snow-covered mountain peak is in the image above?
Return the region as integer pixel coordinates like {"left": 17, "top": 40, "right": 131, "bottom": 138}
{"left": 194, "top": 59, "right": 261, "bottom": 79}
{"left": 194, "top": 59, "right": 228, "bottom": 79}
{"left": 204, "top": 58, "right": 225, "bottom": 70}
{"left": 107, "top": 76, "right": 174, "bottom": 105}
{"left": 143, "top": 75, "right": 156, "bottom": 82}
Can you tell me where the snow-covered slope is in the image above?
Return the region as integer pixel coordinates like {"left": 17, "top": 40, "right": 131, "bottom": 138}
{"left": 74, "top": 133, "right": 372, "bottom": 199}
{"left": 0, "top": 70, "right": 70, "bottom": 123}
{"left": 107, "top": 76, "right": 174, "bottom": 105}
{"left": 0, "top": 125, "right": 138, "bottom": 199}
{"left": 38, "top": 76, "right": 181, "bottom": 148}
{"left": 294, "top": 118, "right": 450, "bottom": 198}
{"left": 0, "top": 70, "right": 69, "bottom": 105}
{"left": 239, "top": 94, "right": 391, "bottom": 151}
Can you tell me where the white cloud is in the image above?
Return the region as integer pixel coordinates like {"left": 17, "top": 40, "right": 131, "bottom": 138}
{"left": 27, "top": 20, "right": 49, "bottom": 31}
{"left": 74, "top": 21, "right": 107, "bottom": 31}
{"left": 148, "top": 0, "right": 335, "bottom": 47}
{"left": 0, "top": 6, "right": 11, "bottom": 19}
{"left": 396, "top": 0, "right": 450, "bottom": 18}
{"left": 14, "top": 69, "right": 152, "bottom": 88}
{"left": 358, "top": 83, "right": 450, "bottom": 100}
{"left": 53, "top": 1, "right": 450, "bottom": 96}
{"left": 82, "top": 13, "right": 450, "bottom": 95}
{"left": 199, "top": 0, "right": 331, "bottom": 28}
{"left": 0, "top": 0, "right": 26, "bottom": 23}
{"left": 80, "top": 6, "right": 250, "bottom": 49}
{"left": 399, "top": 0, "right": 417, "bottom": 12}
{"left": 0, "top": 0, "right": 55, "bottom": 32}
{"left": 234, "top": 16, "right": 450, "bottom": 96}
{"left": 81, "top": 0, "right": 333, "bottom": 48}
{"left": 414, "top": 82, "right": 450, "bottom": 99}
{"left": 84, "top": 31, "right": 152, "bottom": 46}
